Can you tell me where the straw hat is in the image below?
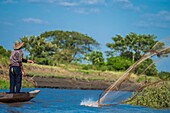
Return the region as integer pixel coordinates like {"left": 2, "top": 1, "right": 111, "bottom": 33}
{"left": 13, "top": 41, "right": 24, "bottom": 50}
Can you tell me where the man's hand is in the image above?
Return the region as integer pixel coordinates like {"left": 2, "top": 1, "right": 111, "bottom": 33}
{"left": 28, "top": 60, "right": 34, "bottom": 64}
{"left": 22, "top": 70, "right": 26, "bottom": 77}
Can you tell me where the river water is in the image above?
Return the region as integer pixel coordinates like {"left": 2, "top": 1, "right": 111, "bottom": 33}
{"left": 0, "top": 88, "right": 169, "bottom": 113}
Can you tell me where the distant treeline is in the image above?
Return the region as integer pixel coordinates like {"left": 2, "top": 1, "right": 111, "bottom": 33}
{"left": 0, "top": 45, "right": 10, "bottom": 67}
{"left": 1, "top": 30, "right": 170, "bottom": 76}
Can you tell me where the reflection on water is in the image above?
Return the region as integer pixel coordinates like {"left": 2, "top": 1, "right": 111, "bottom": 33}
{"left": 1, "top": 101, "right": 32, "bottom": 113}
{"left": 7, "top": 102, "right": 32, "bottom": 107}
{"left": 7, "top": 108, "right": 21, "bottom": 113}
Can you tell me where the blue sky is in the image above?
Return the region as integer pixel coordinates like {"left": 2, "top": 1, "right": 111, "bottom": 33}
{"left": 0, "top": 0, "right": 170, "bottom": 72}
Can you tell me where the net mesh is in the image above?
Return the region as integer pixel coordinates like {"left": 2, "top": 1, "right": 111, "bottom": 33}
{"left": 97, "top": 39, "right": 170, "bottom": 106}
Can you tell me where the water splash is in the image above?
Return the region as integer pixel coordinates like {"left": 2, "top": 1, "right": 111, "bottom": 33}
{"left": 80, "top": 39, "right": 170, "bottom": 107}
{"left": 80, "top": 98, "right": 98, "bottom": 107}
{"left": 97, "top": 40, "right": 170, "bottom": 106}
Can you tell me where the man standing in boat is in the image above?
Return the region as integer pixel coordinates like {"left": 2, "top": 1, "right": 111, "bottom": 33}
{"left": 9, "top": 41, "right": 34, "bottom": 93}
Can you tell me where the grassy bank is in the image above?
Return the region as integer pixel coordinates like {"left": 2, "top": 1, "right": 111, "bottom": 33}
{"left": 0, "top": 75, "right": 34, "bottom": 90}
{"left": 0, "top": 79, "right": 9, "bottom": 89}
{"left": 0, "top": 59, "right": 34, "bottom": 89}
{"left": 1, "top": 60, "right": 170, "bottom": 109}
{"left": 0, "top": 62, "right": 165, "bottom": 89}
{"left": 24, "top": 63, "right": 124, "bottom": 81}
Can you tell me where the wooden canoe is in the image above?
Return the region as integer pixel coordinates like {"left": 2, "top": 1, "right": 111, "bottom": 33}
{"left": 0, "top": 90, "right": 40, "bottom": 103}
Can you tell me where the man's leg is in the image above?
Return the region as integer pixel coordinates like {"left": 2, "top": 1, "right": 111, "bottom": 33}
{"left": 16, "top": 67, "right": 22, "bottom": 93}
{"left": 9, "top": 67, "right": 15, "bottom": 93}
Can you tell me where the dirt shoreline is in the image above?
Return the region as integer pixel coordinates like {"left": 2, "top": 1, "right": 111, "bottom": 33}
{"left": 0, "top": 64, "right": 140, "bottom": 91}
{"left": 31, "top": 76, "right": 140, "bottom": 91}
{"left": 32, "top": 76, "right": 111, "bottom": 90}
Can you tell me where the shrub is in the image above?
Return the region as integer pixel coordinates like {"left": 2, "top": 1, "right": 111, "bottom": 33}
{"left": 106, "top": 56, "right": 133, "bottom": 71}
{"left": 0, "top": 80, "right": 9, "bottom": 89}
{"left": 125, "top": 84, "right": 170, "bottom": 109}
{"left": 158, "top": 71, "right": 170, "bottom": 81}
{"left": 135, "top": 59, "right": 158, "bottom": 76}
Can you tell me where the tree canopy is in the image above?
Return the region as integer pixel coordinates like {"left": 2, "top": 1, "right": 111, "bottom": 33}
{"left": 105, "top": 32, "right": 162, "bottom": 76}
{"left": 0, "top": 45, "right": 11, "bottom": 57}
{"left": 19, "top": 31, "right": 167, "bottom": 76}
{"left": 84, "top": 51, "right": 104, "bottom": 65}
{"left": 20, "top": 30, "right": 99, "bottom": 65}
{"left": 106, "top": 32, "right": 157, "bottom": 61}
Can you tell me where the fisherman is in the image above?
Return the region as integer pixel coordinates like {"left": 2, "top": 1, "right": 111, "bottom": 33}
{"left": 9, "top": 41, "right": 34, "bottom": 93}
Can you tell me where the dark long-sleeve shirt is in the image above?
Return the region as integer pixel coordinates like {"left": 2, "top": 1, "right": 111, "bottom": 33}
{"left": 9, "top": 50, "right": 27, "bottom": 67}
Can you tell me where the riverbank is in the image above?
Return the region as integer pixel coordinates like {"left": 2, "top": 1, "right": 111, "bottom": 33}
{"left": 0, "top": 63, "right": 158, "bottom": 90}
{"left": 30, "top": 76, "right": 140, "bottom": 90}
{"left": 32, "top": 76, "right": 111, "bottom": 90}
{"left": 24, "top": 63, "right": 144, "bottom": 90}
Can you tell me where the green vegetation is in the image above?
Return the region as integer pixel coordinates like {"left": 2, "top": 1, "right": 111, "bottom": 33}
{"left": 0, "top": 80, "right": 9, "bottom": 89}
{"left": 135, "top": 59, "right": 158, "bottom": 76}
{"left": 106, "top": 33, "right": 157, "bottom": 60}
{"left": 105, "top": 32, "right": 162, "bottom": 76}
{"left": 19, "top": 31, "right": 167, "bottom": 75}
{"left": 0, "top": 79, "right": 33, "bottom": 89}
{"left": 158, "top": 71, "right": 170, "bottom": 81}
{"left": 22, "top": 79, "right": 34, "bottom": 88}
{"left": 0, "top": 45, "right": 34, "bottom": 89}
{"left": 23, "top": 63, "right": 122, "bottom": 82}
{"left": 125, "top": 83, "right": 170, "bottom": 109}
{"left": 0, "top": 31, "right": 170, "bottom": 108}
{"left": 0, "top": 45, "right": 10, "bottom": 57}
{"left": 106, "top": 56, "right": 134, "bottom": 71}
{"left": 0, "top": 45, "right": 10, "bottom": 67}
{"left": 84, "top": 51, "right": 104, "bottom": 65}
{"left": 20, "top": 30, "right": 99, "bottom": 65}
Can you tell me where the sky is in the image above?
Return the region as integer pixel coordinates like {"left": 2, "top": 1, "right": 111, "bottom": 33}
{"left": 0, "top": 0, "right": 170, "bottom": 72}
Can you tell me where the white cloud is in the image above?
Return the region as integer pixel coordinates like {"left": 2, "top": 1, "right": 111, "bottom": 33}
{"left": 160, "top": 11, "right": 170, "bottom": 21}
{"left": 27, "top": 0, "right": 58, "bottom": 3}
{"left": 58, "top": 1, "right": 79, "bottom": 6}
{"left": 80, "top": 0, "right": 105, "bottom": 5}
{"left": 73, "top": 8, "right": 100, "bottom": 14}
{"left": 58, "top": 0, "right": 104, "bottom": 14}
{"left": 135, "top": 21, "right": 168, "bottom": 29}
{"left": 27, "top": 0, "right": 80, "bottom": 6}
{"left": 57, "top": 0, "right": 105, "bottom": 7}
{"left": 26, "top": 0, "right": 139, "bottom": 14}
{"left": 2, "top": 0, "right": 17, "bottom": 4}
{"left": 143, "top": 11, "right": 170, "bottom": 22}
{"left": 22, "top": 18, "right": 49, "bottom": 25}
{"left": 0, "top": 21, "right": 13, "bottom": 26}
{"left": 25, "top": 0, "right": 104, "bottom": 14}
{"left": 27, "top": 0, "right": 105, "bottom": 6}
{"left": 136, "top": 11, "right": 170, "bottom": 28}
{"left": 112, "top": 0, "right": 140, "bottom": 11}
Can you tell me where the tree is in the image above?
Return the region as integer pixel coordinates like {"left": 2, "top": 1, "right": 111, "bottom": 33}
{"left": 20, "top": 36, "right": 57, "bottom": 65}
{"left": 20, "top": 30, "right": 99, "bottom": 65}
{"left": 0, "top": 45, "right": 11, "bottom": 57}
{"left": 106, "top": 32, "right": 157, "bottom": 61}
{"left": 158, "top": 71, "right": 170, "bottom": 80}
{"left": 84, "top": 51, "right": 104, "bottom": 65}
{"left": 0, "top": 45, "right": 11, "bottom": 66}
{"left": 105, "top": 32, "right": 162, "bottom": 75}
{"left": 40, "top": 30, "right": 99, "bottom": 63}
{"left": 135, "top": 59, "right": 158, "bottom": 76}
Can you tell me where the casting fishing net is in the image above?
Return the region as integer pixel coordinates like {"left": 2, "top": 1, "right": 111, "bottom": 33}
{"left": 97, "top": 38, "right": 170, "bottom": 106}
